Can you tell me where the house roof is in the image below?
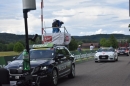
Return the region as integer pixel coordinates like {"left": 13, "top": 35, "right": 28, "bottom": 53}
{"left": 82, "top": 43, "right": 99, "bottom": 46}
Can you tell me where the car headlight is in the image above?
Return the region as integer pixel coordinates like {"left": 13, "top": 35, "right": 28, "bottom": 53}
{"left": 108, "top": 54, "right": 113, "bottom": 57}
{"left": 40, "top": 66, "right": 48, "bottom": 70}
{"left": 18, "top": 67, "right": 23, "bottom": 70}
{"left": 95, "top": 54, "right": 99, "bottom": 57}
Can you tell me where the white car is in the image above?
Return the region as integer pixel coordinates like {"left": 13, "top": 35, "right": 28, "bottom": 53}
{"left": 94, "top": 47, "right": 118, "bottom": 62}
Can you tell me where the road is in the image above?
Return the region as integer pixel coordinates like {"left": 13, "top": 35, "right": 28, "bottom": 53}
{"left": 8, "top": 56, "right": 130, "bottom": 86}
{"left": 57, "top": 56, "right": 130, "bottom": 86}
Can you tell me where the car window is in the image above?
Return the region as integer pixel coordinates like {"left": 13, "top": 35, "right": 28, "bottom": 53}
{"left": 63, "top": 49, "right": 70, "bottom": 55}
{"left": 98, "top": 48, "right": 114, "bottom": 52}
{"left": 118, "top": 48, "right": 126, "bottom": 50}
{"left": 16, "top": 49, "right": 55, "bottom": 60}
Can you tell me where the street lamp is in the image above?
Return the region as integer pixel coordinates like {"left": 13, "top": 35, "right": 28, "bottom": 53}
{"left": 22, "top": 0, "right": 36, "bottom": 72}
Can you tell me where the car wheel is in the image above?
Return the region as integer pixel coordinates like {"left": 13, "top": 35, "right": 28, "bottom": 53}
{"left": 116, "top": 57, "right": 118, "bottom": 61}
{"left": 0, "top": 68, "right": 10, "bottom": 84}
{"left": 68, "top": 65, "right": 75, "bottom": 78}
{"left": 113, "top": 57, "right": 116, "bottom": 62}
{"left": 95, "top": 61, "right": 98, "bottom": 63}
{"left": 50, "top": 69, "right": 58, "bottom": 86}
{"left": 127, "top": 53, "right": 129, "bottom": 56}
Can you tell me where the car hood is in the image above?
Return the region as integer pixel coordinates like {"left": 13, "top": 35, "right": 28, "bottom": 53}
{"left": 95, "top": 52, "right": 114, "bottom": 55}
{"left": 5, "top": 59, "right": 54, "bottom": 69}
{"left": 118, "top": 50, "right": 125, "bottom": 52}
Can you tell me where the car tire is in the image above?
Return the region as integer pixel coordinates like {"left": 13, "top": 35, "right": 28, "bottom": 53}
{"left": 50, "top": 69, "right": 58, "bottom": 86}
{"left": 113, "top": 57, "right": 116, "bottom": 62}
{"left": 116, "top": 57, "right": 118, "bottom": 61}
{"left": 0, "top": 68, "right": 10, "bottom": 84}
{"left": 95, "top": 61, "right": 98, "bottom": 63}
{"left": 127, "top": 53, "right": 129, "bottom": 56}
{"left": 68, "top": 65, "right": 75, "bottom": 78}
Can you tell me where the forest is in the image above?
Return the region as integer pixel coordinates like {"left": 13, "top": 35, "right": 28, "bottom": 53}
{"left": 0, "top": 33, "right": 130, "bottom": 52}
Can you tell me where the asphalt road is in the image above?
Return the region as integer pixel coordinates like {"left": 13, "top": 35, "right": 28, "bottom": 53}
{"left": 7, "top": 55, "right": 130, "bottom": 86}
{"left": 57, "top": 56, "right": 130, "bottom": 86}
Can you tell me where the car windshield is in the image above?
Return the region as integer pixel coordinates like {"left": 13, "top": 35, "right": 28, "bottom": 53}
{"left": 16, "top": 49, "right": 55, "bottom": 60}
{"left": 97, "top": 48, "right": 114, "bottom": 52}
{"left": 118, "top": 48, "right": 126, "bottom": 50}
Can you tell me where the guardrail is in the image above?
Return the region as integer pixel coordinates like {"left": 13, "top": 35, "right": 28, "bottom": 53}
{"left": 74, "top": 52, "right": 95, "bottom": 60}
{"left": 70, "top": 50, "right": 96, "bottom": 61}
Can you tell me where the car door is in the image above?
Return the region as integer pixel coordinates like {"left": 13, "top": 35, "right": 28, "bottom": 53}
{"left": 55, "top": 48, "right": 68, "bottom": 77}
{"left": 62, "top": 48, "right": 71, "bottom": 74}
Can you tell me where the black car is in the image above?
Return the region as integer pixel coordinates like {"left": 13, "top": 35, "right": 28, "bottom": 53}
{"left": 117, "top": 47, "right": 130, "bottom": 56}
{"left": 4, "top": 43, "right": 75, "bottom": 86}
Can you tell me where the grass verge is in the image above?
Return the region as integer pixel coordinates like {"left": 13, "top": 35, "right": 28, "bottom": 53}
{"left": 0, "top": 51, "right": 20, "bottom": 57}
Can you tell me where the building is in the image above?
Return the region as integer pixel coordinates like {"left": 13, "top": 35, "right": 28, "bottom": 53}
{"left": 81, "top": 43, "right": 99, "bottom": 49}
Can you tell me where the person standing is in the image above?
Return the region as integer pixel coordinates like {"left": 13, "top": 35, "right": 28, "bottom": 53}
{"left": 90, "top": 44, "right": 94, "bottom": 51}
{"left": 52, "top": 19, "right": 59, "bottom": 33}
{"left": 77, "top": 45, "right": 82, "bottom": 52}
{"left": 52, "top": 19, "right": 64, "bottom": 33}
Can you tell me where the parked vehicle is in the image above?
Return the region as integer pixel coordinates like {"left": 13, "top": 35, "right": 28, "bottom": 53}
{"left": 94, "top": 47, "right": 118, "bottom": 62}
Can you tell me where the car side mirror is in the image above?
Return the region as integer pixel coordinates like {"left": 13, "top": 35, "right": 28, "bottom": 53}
{"left": 13, "top": 56, "right": 16, "bottom": 60}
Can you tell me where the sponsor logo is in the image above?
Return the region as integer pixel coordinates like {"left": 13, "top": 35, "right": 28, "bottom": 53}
{"left": 65, "top": 36, "right": 69, "bottom": 41}
{"left": 44, "top": 36, "right": 52, "bottom": 42}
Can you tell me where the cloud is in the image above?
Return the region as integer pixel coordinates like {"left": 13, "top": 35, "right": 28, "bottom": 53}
{"left": 0, "top": 0, "right": 129, "bottom": 36}
{"left": 79, "top": 29, "right": 107, "bottom": 36}
{"left": 112, "top": 31, "right": 124, "bottom": 34}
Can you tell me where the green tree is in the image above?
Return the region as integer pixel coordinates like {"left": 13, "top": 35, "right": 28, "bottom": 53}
{"left": 100, "top": 38, "right": 107, "bottom": 47}
{"left": 127, "top": 38, "right": 130, "bottom": 43}
{"left": 7, "top": 43, "right": 14, "bottom": 51}
{"left": 18, "top": 40, "right": 25, "bottom": 47}
{"left": 0, "top": 43, "right": 7, "bottom": 51}
{"left": 13, "top": 42, "right": 24, "bottom": 52}
{"left": 105, "top": 40, "right": 111, "bottom": 47}
{"left": 69, "top": 37, "right": 78, "bottom": 51}
{"left": 2, "top": 44, "right": 7, "bottom": 51}
{"left": 109, "top": 34, "right": 118, "bottom": 48}
{"left": 82, "top": 39, "right": 87, "bottom": 43}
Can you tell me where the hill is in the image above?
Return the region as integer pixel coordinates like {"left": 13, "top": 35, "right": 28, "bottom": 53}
{"left": 0, "top": 33, "right": 35, "bottom": 43}
{"left": 0, "top": 33, "right": 130, "bottom": 43}
{"left": 72, "top": 34, "right": 130, "bottom": 42}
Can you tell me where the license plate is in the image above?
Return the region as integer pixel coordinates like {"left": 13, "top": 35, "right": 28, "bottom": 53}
{"left": 102, "top": 57, "right": 106, "bottom": 58}
{"left": 120, "top": 53, "right": 123, "bottom": 54}
{"left": 15, "top": 76, "right": 19, "bottom": 79}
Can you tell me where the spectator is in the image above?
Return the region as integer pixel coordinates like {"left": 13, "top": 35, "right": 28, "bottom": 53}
{"left": 90, "top": 44, "right": 94, "bottom": 51}
{"left": 77, "top": 45, "right": 82, "bottom": 52}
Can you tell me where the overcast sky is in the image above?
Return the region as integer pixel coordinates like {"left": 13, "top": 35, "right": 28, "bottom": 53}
{"left": 0, "top": 0, "right": 129, "bottom": 36}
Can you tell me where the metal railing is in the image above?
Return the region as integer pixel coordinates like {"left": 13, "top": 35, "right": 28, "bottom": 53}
{"left": 42, "top": 26, "right": 70, "bottom": 46}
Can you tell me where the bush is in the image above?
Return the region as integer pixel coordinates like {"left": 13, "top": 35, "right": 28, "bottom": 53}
{"left": 13, "top": 42, "right": 24, "bottom": 52}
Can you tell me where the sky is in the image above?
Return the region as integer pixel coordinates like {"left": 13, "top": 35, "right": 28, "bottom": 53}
{"left": 0, "top": 0, "right": 129, "bottom": 36}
